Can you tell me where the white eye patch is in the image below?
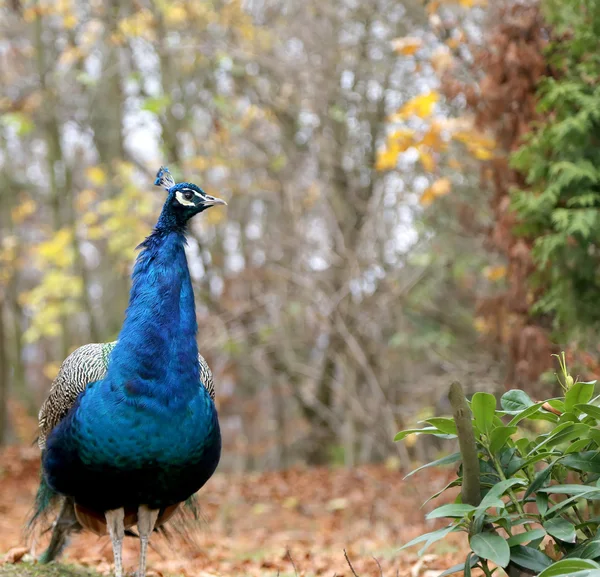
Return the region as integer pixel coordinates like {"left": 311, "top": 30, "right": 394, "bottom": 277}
{"left": 175, "top": 188, "right": 203, "bottom": 207}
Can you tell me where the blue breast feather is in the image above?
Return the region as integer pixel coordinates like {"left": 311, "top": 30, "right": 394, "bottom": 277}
{"left": 42, "top": 230, "right": 221, "bottom": 512}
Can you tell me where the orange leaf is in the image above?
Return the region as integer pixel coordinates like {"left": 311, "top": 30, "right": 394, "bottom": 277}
{"left": 420, "top": 189, "right": 435, "bottom": 207}
{"left": 430, "top": 178, "right": 451, "bottom": 197}
{"left": 392, "top": 92, "right": 439, "bottom": 121}
{"left": 484, "top": 265, "right": 506, "bottom": 282}
{"left": 418, "top": 150, "right": 436, "bottom": 172}
{"left": 391, "top": 36, "right": 422, "bottom": 56}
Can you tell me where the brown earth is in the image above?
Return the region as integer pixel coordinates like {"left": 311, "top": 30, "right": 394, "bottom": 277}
{"left": 0, "top": 446, "right": 467, "bottom": 576}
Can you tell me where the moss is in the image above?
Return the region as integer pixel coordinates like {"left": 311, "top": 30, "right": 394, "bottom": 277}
{"left": 0, "top": 562, "right": 102, "bottom": 577}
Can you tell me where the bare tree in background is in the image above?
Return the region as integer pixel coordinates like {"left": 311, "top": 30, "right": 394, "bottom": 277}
{"left": 0, "top": 0, "right": 500, "bottom": 461}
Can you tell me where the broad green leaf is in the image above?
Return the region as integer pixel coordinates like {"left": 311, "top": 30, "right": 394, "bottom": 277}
{"left": 576, "top": 404, "right": 600, "bottom": 420}
{"left": 509, "top": 545, "right": 553, "bottom": 572}
{"left": 501, "top": 390, "right": 534, "bottom": 413}
{"left": 536, "top": 492, "right": 549, "bottom": 516}
{"left": 566, "top": 538, "right": 600, "bottom": 560}
{"left": 398, "top": 524, "right": 458, "bottom": 555}
{"left": 426, "top": 503, "right": 476, "bottom": 519}
{"left": 529, "top": 410, "right": 560, "bottom": 423}
{"left": 547, "top": 423, "right": 589, "bottom": 447}
{"left": 544, "top": 517, "right": 577, "bottom": 543}
{"left": 566, "top": 438, "right": 592, "bottom": 454}
{"left": 394, "top": 427, "right": 457, "bottom": 441}
{"left": 489, "top": 426, "right": 518, "bottom": 453}
{"left": 539, "top": 484, "right": 600, "bottom": 495}
{"left": 524, "top": 465, "right": 554, "bottom": 499}
{"left": 404, "top": 452, "right": 462, "bottom": 479}
{"left": 421, "top": 478, "right": 462, "bottom": 507}
{"left": 506, "top": 451, "right": 555, "bottom": 476}
{"left": 507, "top": 528, "right": 546, "bottom": 547}
{"left": 507, "top": 402, "right": 544, "bottom": 426}
{"left": 538, "top": 559, "right": 600, "bottom": 577}
{"left": 424, "top": 417, "right": 458, "bottom": 435}
{"left": 588, "top": 429, "right": 600, "bottom": 447}
{"left": 566, "top": 382, "right": 596, "bottom": 412}
{"left": 546, "top": 491, "right": 598, "bottom": 516}
{"left": 559, "top": 411, "right": 579, "bottom": 424}
{"left": 562, "top": 452, "right": 600, "bottom": 473}
{"left": 478, "top": 478, "right": 527, "bottom": 512}
{"left": 515, "top": 437, "right": 531, "bottom": 456}
{"left": 546, "top": 399, "right": 566, "bottom": 413}
{"left": 471, "top": 392, "right": 497, "bottom": 433}
{"left": 469, "top": 532, "right": 510, "bottom": 568}
{"left": 528, "top": 423, "right": 588, "bottom": 455}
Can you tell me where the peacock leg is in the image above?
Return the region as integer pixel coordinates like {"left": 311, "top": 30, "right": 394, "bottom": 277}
{"left": 137, "top": 505, "right": 159, "bottom": 577}
{"left": 105, "top": 508, "right": 125, "bottom": 577}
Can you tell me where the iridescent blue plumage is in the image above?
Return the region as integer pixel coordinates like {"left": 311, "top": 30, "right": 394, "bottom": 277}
{"left": 38, "top": 168, "right": 227, "bottom": 577}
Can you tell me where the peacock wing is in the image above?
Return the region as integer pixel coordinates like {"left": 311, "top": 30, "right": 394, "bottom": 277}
{"left": 38, "top": 342, "right": 215, "bottom": 449}
{"left": 38, "top": 342, "right": 116, "bottom": 450}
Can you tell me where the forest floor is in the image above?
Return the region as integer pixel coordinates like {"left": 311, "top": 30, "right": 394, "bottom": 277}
{"left": 0, "top": 446, "right": 468, "bottom": 577}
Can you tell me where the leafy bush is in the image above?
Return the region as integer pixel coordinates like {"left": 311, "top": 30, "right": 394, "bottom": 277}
{"left": 397, "top": 355, "right": 600, "bottom": 576}
{"left": 510, "top": 0, "right": 600, "bottom": 339}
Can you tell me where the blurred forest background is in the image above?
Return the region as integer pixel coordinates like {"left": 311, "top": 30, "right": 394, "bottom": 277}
{"left": 0, "top": 0, "right": 598, "bottom": 470}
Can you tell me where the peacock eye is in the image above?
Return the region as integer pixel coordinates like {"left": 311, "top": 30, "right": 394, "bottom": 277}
{"left": 183, "top": 190, "right": 194, "bottom": 201}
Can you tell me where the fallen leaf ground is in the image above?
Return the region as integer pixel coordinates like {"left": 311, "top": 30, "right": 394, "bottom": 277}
{"left": 0, "top": 446, "right": 468, "bottom": 576}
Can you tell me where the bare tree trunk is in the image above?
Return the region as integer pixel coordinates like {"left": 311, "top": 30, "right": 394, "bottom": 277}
{"left": 33, "top": 4, "right": 72, "bottom": 360}
{"left": 0, "top": 296, "right": 7, "bottom": 446}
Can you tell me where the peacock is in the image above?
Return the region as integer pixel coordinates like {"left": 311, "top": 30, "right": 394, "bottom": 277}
{"left": 31, "top": 167, "right": 225, "bottom": 577}
{"left": 35, "top": 341, "right": 215, "bottom": 563}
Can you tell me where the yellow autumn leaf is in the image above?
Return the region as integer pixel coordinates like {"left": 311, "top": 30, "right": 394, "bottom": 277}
{"left": 430, "top": 47, "right": 454, "bottom": 73}
{"left": 420, "top": 178, "right": 450, "bottom": 207}
{"left": 446, "top": 37, "right": 461, "bottom": 50}
{"left": 86, "top": 166, "right": 107, "bottom": 186}
{"left": 472, "top": 146, "right": 494, "bottom": 160}
{"left": 35, "top": 228, "right": 75, "bottom": 268}
{"left": 418, "top": 150, "right": 436, "bottom": 172}
{"left": 43, "top": 363, "right": 61, "bottom": 381}
{"left": 11, "top": 198, "right": 37, "bottom": 224}
{"left": 391, "top": 36, "right": 422, "bottom": 56}
{"left": 393, "top": 92, "right": 439, "bottom": 120}
{"left": 484, "top": 265, "right": 506, "bottom": 282}
{"left": 118, "top": 10, "right": 155, "bottom": 39}
{"left": 375, "top": 149, "right": 398, "bottom": 171}
{"left": 388, "top": 128, "right": 415, "bottom": 151}
{"left": 473, "top": 316, "right": 492, "bottom": 334}
{"left": 76, "top": 189, "right": 97, "bottom": 211}
{"left": 421, "top": 124, "right": 445, "bottom": 151}
{"left": 164, "top": 3, "right": 187, "bottom": 26}
{"left": 59, "top": 46, "right": 82, "bottom": 67}
{"left": 430, "top": 177, "right": 451, "bottom": 197}
{"left": 420, "top": 189, "right": 435, "bottom": 207}
{"left": 63, "top": 13, "right": 77, "bottom": 29}
{"left": 82, "top": 212, "right": 98, "bottom": 226}
{"left": 426, "top": 0, "right": 440, "bottom": 15}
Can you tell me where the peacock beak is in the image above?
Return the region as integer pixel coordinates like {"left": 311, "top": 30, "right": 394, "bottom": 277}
{"left": 204, "top": 195, "right": 227, "bottom": 207}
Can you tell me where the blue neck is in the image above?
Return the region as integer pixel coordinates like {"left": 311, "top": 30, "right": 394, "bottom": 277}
{"left": 107, "top": 229, "right": 199, "bottom": 401}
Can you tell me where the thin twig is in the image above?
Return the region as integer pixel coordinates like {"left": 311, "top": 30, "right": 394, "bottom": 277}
{"left": 372, "top": 556, "right": 383, "bottom": 577}
{"left": 287, "top": 549, "right": 299, "bottom": 577}
{"left": 344, "top": 549, "right": 360, "bottom": 577}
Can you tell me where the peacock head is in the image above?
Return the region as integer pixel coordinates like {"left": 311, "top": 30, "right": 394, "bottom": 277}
{"left": 154, "top": 166, "right": 227, "bottom": 228}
